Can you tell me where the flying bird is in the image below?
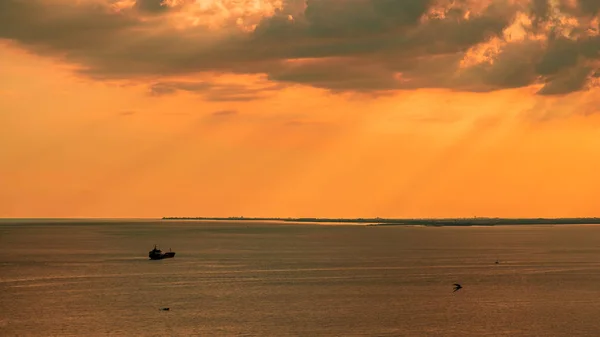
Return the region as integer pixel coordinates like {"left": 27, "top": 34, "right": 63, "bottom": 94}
{"left": 453, "top": 283, "right": 462, "bottom": 292}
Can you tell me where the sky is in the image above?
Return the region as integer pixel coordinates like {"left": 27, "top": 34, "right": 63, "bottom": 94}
{"left": 1, "top": 0, "right": 600, "bottom": 218}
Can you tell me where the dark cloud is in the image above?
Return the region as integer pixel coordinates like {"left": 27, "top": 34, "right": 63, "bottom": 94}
{"left": 267, "top": 57, "right": 402, "bottom": 91}
{"left": 530, "top": 0, "right": 550, "bottom": 29}
{"left": 578, "top": 0, "right": 600, "bottom": 16}
{"left": 212, "top": 110, "right": 239, "bottom": 117}
{"left": 118, "top": 110, "right": 137, "bottom": 116}
{"left": 149, "top": 82, "right": 213, "bottom": 96}
{"left": 558, "top": 0, "right": 600, "bottom": 17}
{"left": 458, "top": 40, "right": 543, "bottom": 92}
{"left": 134, "top": 0, "right": 169, "bottom": 13}
{"left": 302, "top": 0, "right": 432, "bottom": 38}
{"left": 0, "top": 0, "right": 139, "bottom": 50}
{"left": 533, "top": 35, "right": 600, "bottom": 94}
{"left": 537, "top": 66, "right": 592, "bottom": 95}
{"left": 536, "top": 37, "right": 580, "bottom": 75}
{"left": 149, "top": 81, "right": 283, "bottom": 101}
{"left": 0, "top": 0, "right": 599, "bottom": 97}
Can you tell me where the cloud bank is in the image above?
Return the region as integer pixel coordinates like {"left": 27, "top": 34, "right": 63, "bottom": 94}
{"left": 1, "top": 0, "right": 598, "bottom": 97}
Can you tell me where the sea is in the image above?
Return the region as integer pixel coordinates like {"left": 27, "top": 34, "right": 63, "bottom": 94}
{"left": 2, "top": 219, "right": 600, "bottom": 336}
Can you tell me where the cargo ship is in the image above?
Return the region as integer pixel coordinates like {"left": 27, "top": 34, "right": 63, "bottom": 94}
{"left": 149, "top": 245, "right": 176, "bottom": 260}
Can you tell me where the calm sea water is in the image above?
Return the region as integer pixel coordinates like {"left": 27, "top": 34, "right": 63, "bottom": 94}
{"left": 2, "top": 220, "right": 600, "bottom": 336}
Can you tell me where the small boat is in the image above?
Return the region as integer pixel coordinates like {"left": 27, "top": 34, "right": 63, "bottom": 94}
{"left": 149, "top": 245, "right": 176, "bottom": 260}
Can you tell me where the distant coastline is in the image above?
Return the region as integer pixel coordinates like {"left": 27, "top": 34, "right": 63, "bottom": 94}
{"left": 161, "top": 217, "right": 600, "bottom": 226}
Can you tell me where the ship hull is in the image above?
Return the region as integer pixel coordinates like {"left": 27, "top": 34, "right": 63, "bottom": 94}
{"left": 149, "top": 252, "right": 175, "bottom": 260}
{"left": 148, "top": 245, "right": 176, "bottom": 260}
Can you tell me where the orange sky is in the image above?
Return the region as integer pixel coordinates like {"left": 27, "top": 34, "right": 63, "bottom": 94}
{"left": 2, "top": 0, "right": 600, "bottom": 218}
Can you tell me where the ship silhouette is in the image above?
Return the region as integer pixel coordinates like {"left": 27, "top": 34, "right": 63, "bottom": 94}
{"left": 149, "top": 245, "right": 175, "bottom": 260}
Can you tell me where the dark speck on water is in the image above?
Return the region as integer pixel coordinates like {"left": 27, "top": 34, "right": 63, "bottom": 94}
{"left": 2, "top": 219, "right": 600, "bottom": 336}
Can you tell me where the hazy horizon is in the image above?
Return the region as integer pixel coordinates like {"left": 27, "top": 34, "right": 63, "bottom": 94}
{"left": 3, "top": 216, "right": 600, "bottom": 220}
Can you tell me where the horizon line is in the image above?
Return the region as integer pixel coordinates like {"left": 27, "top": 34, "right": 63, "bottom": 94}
{"left": 162, "top": 216, "right": 600, "bottom": 219}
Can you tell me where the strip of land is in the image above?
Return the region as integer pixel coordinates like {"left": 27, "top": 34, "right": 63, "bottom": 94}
{"left": 161, "top": 217, "right": 600, "bottom": 226}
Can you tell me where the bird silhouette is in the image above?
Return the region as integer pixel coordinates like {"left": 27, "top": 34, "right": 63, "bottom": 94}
{"left": 453, "top": 283, "right": 462, "bottom": 292}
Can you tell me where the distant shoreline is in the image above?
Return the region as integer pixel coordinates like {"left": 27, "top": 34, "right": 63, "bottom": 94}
{"left": 161, "top": 217, "right": 600, "bottom": 226}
